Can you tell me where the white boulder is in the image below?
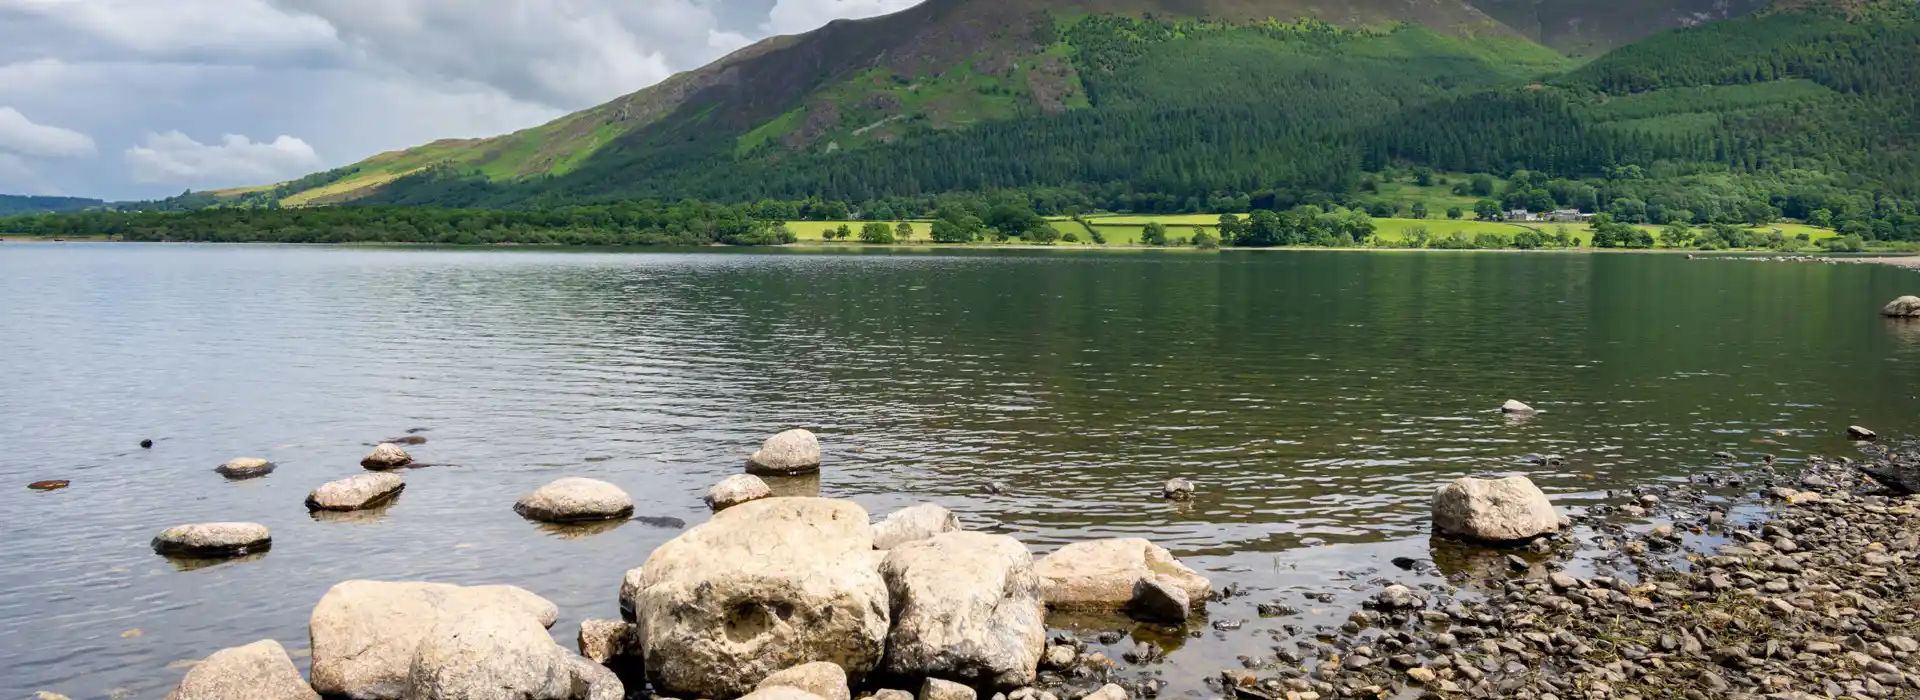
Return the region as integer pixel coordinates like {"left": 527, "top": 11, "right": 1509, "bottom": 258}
{"left": 215, "top": 457, "right": 275, "bottom": 479}
{"left": 1033, "top": 538, "right": 1210, "bottom": 611}
{"left": 634, "top": 497, "right": 888, "bottom": 699}
{"left": 746, "top": 429, "right": 821, "bottom": 476}
{"left": 309, "top": 580, "right": 558, "bottom": 699}
{"left": 1431, "top": 476, "right": 1561, "bottom": 543}
{"left": 1500, "top": 400, "right": 1536, "bottom": 414}
{"left": 165, "top": 639, "right": 318, "bottom": 700}
{"left": 706, "top": 474, "right": 774, "bottom": 512}
{"left": 879, "top": 532, "right": 1044, "bottom": 689}
{"left": 515, "top": 478, "right": 634, "bottom": 523}
{"left": 1882, "top": 295, "right": 1920, "bottom": 317}
{"left": 872, "top": 503, "right": 961, "bottom": 550}
{"left": 307, "top": 473, "right": 404, "bottom": 511}
{"left": 403, "top": 605, "right": 575, "bottom": 700}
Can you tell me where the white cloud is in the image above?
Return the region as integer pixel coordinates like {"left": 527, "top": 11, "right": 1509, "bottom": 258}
{"left": 125, "top": 131, "right": 321, "bottom": 185}
{"left": 0, "top": 106, "right": 95, "bottom": 158}
{"left": 764, "top": 0, "right": 919, "bottom": 35}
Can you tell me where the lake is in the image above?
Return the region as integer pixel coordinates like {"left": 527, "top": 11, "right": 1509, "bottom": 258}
{"left": 3, "top": 243, "right": 1918, "bottom": 699}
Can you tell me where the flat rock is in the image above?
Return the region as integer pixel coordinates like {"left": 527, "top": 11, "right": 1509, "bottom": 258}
{"left": 872, "top": 503, "right": 961, "bottom": 550}
{"left": 1848, "top": 425, "right": 1878, "bottom": 441}
{"left": 755, "top": 662, "right": 851, "bottom": 700}
{"left": 165, "top": 639, "right": 318, "bottom": 700}
{"left": 215, "top": 458, "right": 275, "bottom": 479}
{"left": 880, "top": 532, "right": 1045, "bottom": 688}
{"left": 1431, "top": 476, "right": 1561, "bottom": 543}
{"left": 634, "top": 497, "right": 887, "bottom": 699}
{"left": 306, "top": 473, "right": 404, "bottom": 511}
{"left": 746, "top": 429, "right": 821, "bottom": 476}
{"left": 706, "top": 474, "right": 773, "bottom": 512}
{"left": 515, "top": 477, "right": 634, "bottom": 523}
{"left": 27, "top": 480, "right": 69, "bottom": 491}
{"left": 309, "top": 580, "right": 558, "bottom": 699}
{"left": 152, "top": 523, "right": 271, "bottom": 558}
{"left": 1034, "top": 538, "right": 1211, "bottom": 611}
{"left": 360, "top": 443, "right": 413, "bottom": 470}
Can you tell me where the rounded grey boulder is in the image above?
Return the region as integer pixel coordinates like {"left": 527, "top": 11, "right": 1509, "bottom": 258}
{"left": 1881, "top": 295, "right": 1920, "bottom": 317}
{"left": 515, "top": 477, "right": 634, "bottom": 523}
{"left": 152, "top": 522, "right": 271, "bottom": 558}
{"left": 1431, "top": 475, "right": 1561, "bottom": 543}
{"left": 215, "top": 457, "right": 275, "bottom": 480}
{"left": 705, "top": 474, "right": 773, "bottom": 512}
{"left": 307, "top": 472, "right": 404, "bottom": 511}
{"left": 871, "top": 503, "right": 960, "bottom": 550}
{"left": 360, "top": 443, "right": 413, "bottom": 470}
{"left": 164, "top": 639, "right": 317, "bottom": 700}
{"left": 746, "top": 429, "right": 821, "bottom": 476}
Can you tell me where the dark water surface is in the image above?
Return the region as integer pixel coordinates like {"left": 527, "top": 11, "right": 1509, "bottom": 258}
{"left": 3, "top": 243, "right": 1918, "bottom": 699}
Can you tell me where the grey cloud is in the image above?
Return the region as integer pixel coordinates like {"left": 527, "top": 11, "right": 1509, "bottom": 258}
{"left": 0, "top": 107, "right": 96, "bottom": 158}
{"left": 125, "top": 131, "right": 322, "bottom": 185}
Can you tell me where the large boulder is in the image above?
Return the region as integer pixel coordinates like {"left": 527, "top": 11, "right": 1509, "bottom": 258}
{"left": 515, "top": 478, "right": 634, "bottom": 523}
{"left": 165, "top": 639, "right": 318, "bottom": 700}
{"left": 215, "top": 457, "right": 275, "bottom": 479}
{"left": 1431, "top": 476, "right": 1561, "bottom": 543}
{"left": 152, "top": 523, "right": 271, "bottom": 558}
{"left": 633, "top": 497, "right": 888, "bottom": 699}
{"left": 309, "top": 580, "right": 558, "bottom": 699}
{"left": 402, "top": 605, "right": 575, "bottom": 700}
{"left": 707, "top": 474, "right": 774, "bottom": 512}
{"left": 361, "top": 444, "right": 413, "bottom": 470}
{"left": 872, "top": 504, "right": 961, "bottom": 550}
{"left": 1033, "top": 539, "right": 1211, "bottom": 611}
{"left": 308, "top": 473, "right": 405, "bottom": 511}
{"left": 755, "top": 662, "right": 851, "bottom": 700}
{"left": 746, "top": 429, "right": 822, "bottom": 476}
{"left": 879, "top": 532, "right": 1044, "bottom": 689}
{"left": 1882, "top": 295, "right": 1920, "bottom": 317}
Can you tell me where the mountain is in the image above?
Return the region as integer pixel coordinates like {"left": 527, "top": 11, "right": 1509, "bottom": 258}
{"left": 0, "top": 195, "right": 102, "bottom": 215}
{"left": 239, "top": 0, "right": 1914, "bottom": 210}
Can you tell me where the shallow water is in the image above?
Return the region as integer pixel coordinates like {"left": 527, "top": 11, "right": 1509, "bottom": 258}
{"left": 2, "top": 243, "right": 1917, "bottom": 699}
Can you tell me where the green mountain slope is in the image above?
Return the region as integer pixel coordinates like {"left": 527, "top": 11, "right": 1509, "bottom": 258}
{"left": 0, "top": 195, "right": 102, "bottom": 215}
{"left": 248, "top": 0, "right": 1915, "bottom": 210}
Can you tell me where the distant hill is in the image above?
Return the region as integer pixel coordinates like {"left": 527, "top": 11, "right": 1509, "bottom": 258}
{"left": 0, "top": 195, "right": 103, "bottom": 215}
{"left": 242, "top": 0, "right": 1914, "bottom": 209}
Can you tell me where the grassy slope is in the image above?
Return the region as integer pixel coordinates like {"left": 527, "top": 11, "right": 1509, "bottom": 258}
{"left": 785, "top": 216, "right": 1836, "bottom": 247}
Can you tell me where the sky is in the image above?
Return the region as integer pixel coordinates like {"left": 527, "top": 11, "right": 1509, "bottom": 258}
{"left": 0, "top": 0, "right": 922, "bottom": 200}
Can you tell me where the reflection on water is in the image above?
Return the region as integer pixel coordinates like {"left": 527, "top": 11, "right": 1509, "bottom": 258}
{"left": 1, "top": 244, "right": 1917, "bottom": 699}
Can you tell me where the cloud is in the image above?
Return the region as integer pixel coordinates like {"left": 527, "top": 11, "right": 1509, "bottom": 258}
{"left": 125, "top": 131, "right": 322, "bottom": 185}
{"left": 764, "top": 0, "right": 920, "bottom": 35}
{"left": 0, "top": 106, "right": 95, "bottom": 158}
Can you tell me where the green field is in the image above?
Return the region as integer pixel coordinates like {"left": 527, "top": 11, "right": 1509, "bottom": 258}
{"left": 785, "top": 221, "right": 933, "bottom": 242}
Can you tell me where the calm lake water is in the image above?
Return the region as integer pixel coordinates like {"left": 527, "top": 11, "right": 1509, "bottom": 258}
{"left": 3, "top": 243, "right": 1918, "bottom": 699}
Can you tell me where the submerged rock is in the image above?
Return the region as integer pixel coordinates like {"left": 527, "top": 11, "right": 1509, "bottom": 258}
{"left": 746, "top": 429, "right": 822, "bottom": 476}
{"left": 755, "top": 662, "right": 851, "bottom": 700}
{"left": 140, "top": 439, "right": 154, "bottom": 449}
{"left": 27, "top": 480, "right": 69, "bottom": 491}
{"left": 309, "top": 580, "right": 558, "bottom": 699}
{"left": 1033, "top": 538, "right": 1211, "bottom": 611}
{"left": 633, "top": 498, "right": 887, "bottom": 699}
{"left": 1162, "top": 478, "right": 1196, "bottom": 501}
{"left": 1500, "top": 399, "right": 1536, "bottom": 414}
{"left": 705, "top": 474, "right": 773, "bottom": 512}
{"left": 214, "top": 458, "right": 275, "bottom": 479}
{"left": 151, "top": 523, "right": 271, "bottom": 558}
{"left": 515, "top": 478, "right": 634, "bottom": 523}
{"left": 1431, "top": 476, "right": 1561, "bottom": 543}
{"left": 879, "top": 532, "right": 1045, "bottom": 688}
{"left": 1881, "top": 295, "right": 1920, "bottom": 317}
{"left": 360, "top": 443, "right": 413, "bottom": 470}
{"left": 164, "top": 639, "right": 317, "bottom": 700}
{"left": 1127, "top": 576, "right": 1191, "bottom": 623}
{"left": 306, "top": 473, "right": 404, "bottom": 511}
{"left": 871, "top": 503, "right": 961, "bottom": 550}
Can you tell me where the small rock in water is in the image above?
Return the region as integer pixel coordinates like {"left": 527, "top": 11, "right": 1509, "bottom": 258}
{"left": 1128, "top": 576, "right": 1191, "bottom": 623}
{"left": 1505, "top": 555, "right": 1529, "bottom": 572}
{"left": 360, "top": 443, "right": 413, "bottom": 470}
{"left": 382, "top": 435, "right": 428, "bottom": 446}
{"left": 630, "top": 515, "right": 686, "bottom": 529}
{"left": 514, "top": 478, "right": 634, "bottom": 523}
{"left": 1714, "top": 451, "right": 1736, "bottom": 460}
{"left": 1371, "top": 585, "right": 1424, "bottom": 611}
{"left": 1256, "top": 602, "right": 1300, "bottom": 617}
{"left": 214, "top": 457, "right": 276, "bottom": 480}
{"left": 746, "top": 428, "right": 822, "bottom": 476}
{"left": 1211, "top": 619, "right": 1244, "bottom": 631}
{"left": 984, "top": 482, "right": 1011, "bottom": 495}
{"left": 1500, "top": 399, "right": 1536, "bottom": 414}
{"left": 1390, "top": 556, "right": 1419, "bottom": 570}
{"left": 1431, "top": 475, "right": 1561, "bottom": 543}
{"left": 1848, "top": 425, "right": 1878, "bottom": 441}
{"left": 306, "top": 473, "right": 404, "bottom": 512}
{"left": 703, "top": 474, "right": 772, "bottom": 512}
{"left": 28, "top": 480, "right": 70, "bottom": 491}
{"left": 139, "top": 439, "right": 153, "bottom": 449}
{"left": 152, "top": 522, "right": 271, "bottom": 558}
{"left": 1880, "top": 295, "right": 1920, "bottom": 317}
{"left": 1162, "top": 478, "right": 1195, "bottom": 501}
